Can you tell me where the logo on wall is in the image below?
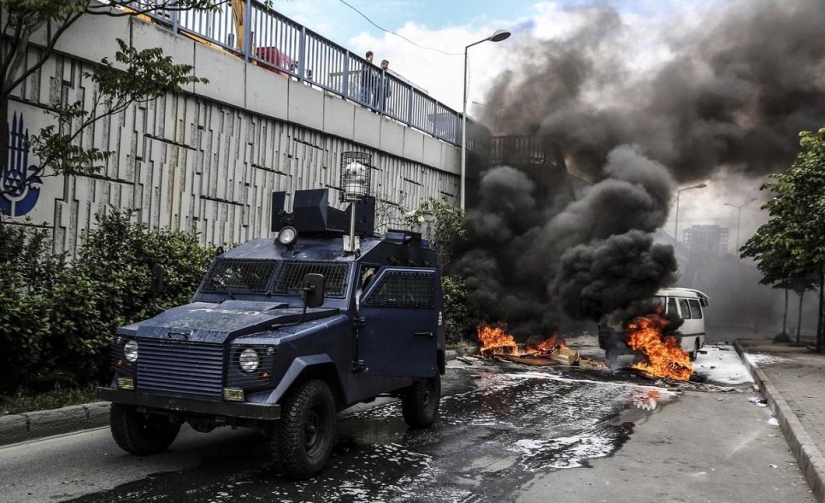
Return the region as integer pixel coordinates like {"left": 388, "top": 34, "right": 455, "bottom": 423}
{"left": 1, "top": 113, "right": 41, "bottom": 217}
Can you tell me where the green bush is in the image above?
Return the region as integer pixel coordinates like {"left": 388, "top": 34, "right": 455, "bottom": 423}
{"left": 442, "top": 274, "right": 473, "bottom": 345}
{"left": 0, "top": 208, "right": 215, "bottom": 394}
{"left": 0, "top": 222, "right": 65, "bottom": 392}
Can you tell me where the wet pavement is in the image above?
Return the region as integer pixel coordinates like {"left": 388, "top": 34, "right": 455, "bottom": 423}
{"left": 67, "top": 360, "right": 679, "bottom": 503}
{"left": 2, "top": 338, "right": 810, "bottom": 503}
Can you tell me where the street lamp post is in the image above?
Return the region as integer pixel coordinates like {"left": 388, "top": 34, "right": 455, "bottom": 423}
{"left": 461, "top": 29, "right": 511, "bottom": 211}
{"left": 724, "top": 197, "right": 758, "bottom": 251}
{"left": 674, "top": 183, "right": 708, "bottom": 243}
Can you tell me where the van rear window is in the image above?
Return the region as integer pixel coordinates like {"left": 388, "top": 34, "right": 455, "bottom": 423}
{"left": 689, "top": 299, "right": 703, "bottom": 319}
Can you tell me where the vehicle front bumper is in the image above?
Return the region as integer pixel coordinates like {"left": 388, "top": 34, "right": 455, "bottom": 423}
{"left": 97, "top": 387, "right": 281, "bottom": 421}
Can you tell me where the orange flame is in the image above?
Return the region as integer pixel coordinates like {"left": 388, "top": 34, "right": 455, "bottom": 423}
{"left": 626, "top": 315, "right": 692, "bottom": 381}
{"left": 477, "top": 323, "right": 518, "bottom": 355}
{"left": 477, "top": 323, "right": 566, "bottom": 356}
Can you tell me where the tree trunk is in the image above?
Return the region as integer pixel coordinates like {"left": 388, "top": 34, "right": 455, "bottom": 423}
{"left": 796, "top": 290, "right": 804, "bottom": 345}
{"left": 817, "top": 270, "right": 824, "bottom": 353}
{"left": 782, "top": 288, "right": 789, "bottom": 335}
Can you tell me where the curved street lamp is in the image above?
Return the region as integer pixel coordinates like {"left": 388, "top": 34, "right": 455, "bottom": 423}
{"left": 461, "top": 29, "right": 511, "bottom": 210}
{"left": 674, "top": 183, "right": 707, "bottom": 243}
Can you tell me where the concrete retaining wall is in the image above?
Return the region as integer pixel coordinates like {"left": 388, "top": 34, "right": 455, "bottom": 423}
{"left": 5, "top": 9, "right": 460, "bottom": 255}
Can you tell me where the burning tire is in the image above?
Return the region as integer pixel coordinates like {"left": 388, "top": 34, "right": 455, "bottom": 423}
{"left": 401, "top": 374, "right": 440, "bottom": 428}
{"left": 109, "top": 403, "right": 180, "bottom": 455}
{"left": 273, "top": 380, "right": 337, "bottom": 479}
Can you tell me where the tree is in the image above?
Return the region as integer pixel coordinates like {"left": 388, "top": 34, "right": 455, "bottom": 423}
{"left": 741, "top": 127, "right": 825, "bottom": 351}
{"left": 405, "top": 198, "right": 468, "bottom": 270}
{"left": 0, "top": 0, "right": 221, "bottom": 200}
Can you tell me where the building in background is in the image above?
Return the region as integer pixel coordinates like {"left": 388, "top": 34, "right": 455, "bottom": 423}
{"left": 683, "top": 225, "right": 729, "bottom": 258}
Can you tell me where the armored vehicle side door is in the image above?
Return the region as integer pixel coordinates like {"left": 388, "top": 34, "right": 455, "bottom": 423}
{"left": 357, "top": 267, "right": 439, "bottom": 377}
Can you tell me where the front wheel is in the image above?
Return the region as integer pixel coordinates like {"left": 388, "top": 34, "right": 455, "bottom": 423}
{"left": 273, "top": 380, "right": 337, "bottom": 479}
{"left": 690, "top": 339, "right": 700, "bottom": 361}
{"left": 401, "top": 374, "right": 441, "bottom": 429}
{"left": 109, "top": 403, "right": 180, "bottom": 455}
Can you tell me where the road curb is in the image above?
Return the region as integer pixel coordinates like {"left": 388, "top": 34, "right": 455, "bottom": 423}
{"left": 0, "top": 347, "right": 481, "bottom": 448}
{"left": 0, "top": 402, "right": 110, "bottom": 448}
{"left": 734, "top": 339, "right": 825, "bottom": 503}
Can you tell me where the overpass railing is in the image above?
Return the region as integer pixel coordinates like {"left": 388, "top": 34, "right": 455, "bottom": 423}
{"left": 128, "top": 1, "right": 464, "bottom": 146}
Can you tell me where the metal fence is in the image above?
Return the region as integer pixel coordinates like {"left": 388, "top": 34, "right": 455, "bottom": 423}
{"left": 127, "top": 0, "right": 465, "bottom": 146}
{"left": 491, "top": 136, "right": 559, "bottom": 165}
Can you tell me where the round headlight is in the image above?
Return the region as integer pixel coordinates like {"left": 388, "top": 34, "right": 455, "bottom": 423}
{"left": 239, "top": 348, "right": 260, "bottom": 373}
{"left": 278, "top": 226, "right": 298, "bottom": 247}
{"left": 124, "top": 340, "right": 139, "bottom": 363}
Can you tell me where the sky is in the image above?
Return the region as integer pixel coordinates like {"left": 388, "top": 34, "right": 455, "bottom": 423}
{"left": 272, "top": 0, "right": 721, "bottom": 110}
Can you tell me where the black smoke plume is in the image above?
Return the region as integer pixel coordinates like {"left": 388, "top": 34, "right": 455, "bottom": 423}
{"left": 459, "top": 0, "right": 825, "bottom": 334}
{"left": 483, "top": 0, "right": 825, "bottom": 181}
{"left": 458, "top": 146, "right": 678, "bottom": 334}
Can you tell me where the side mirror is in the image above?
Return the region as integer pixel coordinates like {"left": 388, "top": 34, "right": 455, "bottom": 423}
{"left": 151, "top": 264, "right": 165, "bottom": 295}
{"left": 302, "top": 273, "right": 325, "bottom": 308}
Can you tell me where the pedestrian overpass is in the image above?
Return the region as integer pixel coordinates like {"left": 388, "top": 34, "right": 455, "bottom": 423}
{"left": 4, "top": 0, "right": 485, "bottom": 255}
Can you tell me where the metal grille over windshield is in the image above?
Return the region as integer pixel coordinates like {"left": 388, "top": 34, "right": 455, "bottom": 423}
{"left": 274, "top": 261, "right": 349, "bottom": 297}
{"left": 201, "top": 260, "right": 278, "bottom": 293}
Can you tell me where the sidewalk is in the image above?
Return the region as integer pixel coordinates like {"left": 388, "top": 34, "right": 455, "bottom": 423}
{"left": 735, "top": 338, "right": 825, "bottom": 503}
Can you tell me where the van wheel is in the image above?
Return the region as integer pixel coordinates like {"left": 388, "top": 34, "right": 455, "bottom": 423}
{"left": 273, "top": 380, "right": 337, "bottom": 479}
{"left": 690, "top": 339, "right": 700, "bottom": 361}
{"left": 109, "top": 403, "right": 180, "bottom": 455}
{"left": 605, "top": 348, "right": 619, "bottom": 368}
{"left": 401, "top": 374, "right": 440, "bottom": 429}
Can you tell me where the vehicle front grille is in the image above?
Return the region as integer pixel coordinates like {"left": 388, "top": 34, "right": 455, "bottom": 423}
{"left": 136, "top": 339, "right": 224, "bottom": 399}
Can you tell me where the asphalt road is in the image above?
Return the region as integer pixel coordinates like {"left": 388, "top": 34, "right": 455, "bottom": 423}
{"left": 0, "top": 340, "right": 813, "bottom": 503}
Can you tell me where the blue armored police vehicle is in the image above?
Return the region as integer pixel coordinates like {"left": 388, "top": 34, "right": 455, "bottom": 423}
{"left": 97, "top": 154, "right": 445, "bottom": 478}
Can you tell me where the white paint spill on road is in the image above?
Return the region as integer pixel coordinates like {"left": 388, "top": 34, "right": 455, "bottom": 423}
{"left": 694, "top": 344, "right": 754, "bottom": 385}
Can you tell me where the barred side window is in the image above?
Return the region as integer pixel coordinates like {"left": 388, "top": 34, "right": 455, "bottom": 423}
{"left": 364, "top": 271, "right": 434, "bottom": 308}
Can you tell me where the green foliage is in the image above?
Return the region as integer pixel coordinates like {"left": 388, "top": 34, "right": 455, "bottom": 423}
{"left": 0, "top": 209, "right": 215, "bottom": 395}
{"left": 741, "top": 127, "right": 825, "bottom": 284}
{"left": 0, "top": 384, "right": 98, "bottom": 416}
{"left": 405, "top": 198, "right": 468, "bottom": 270}
{"left": 741, "top": 127, "right": 825, "bottom": 351}
{"left": 20, "top": 39, "right": 209, "bottom": 190}
{"left": 442, "top": 274, "right": 473, "bottom": 345}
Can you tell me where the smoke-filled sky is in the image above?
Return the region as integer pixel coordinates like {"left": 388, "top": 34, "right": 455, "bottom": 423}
{"left": 456, "top": 0, "right": 825, "bottom": 332}
{"left": 277, "top": 0, "right": 825, "bottom": 253}
{"left": 483, "top": 0, "right": 825, "bottom": 183}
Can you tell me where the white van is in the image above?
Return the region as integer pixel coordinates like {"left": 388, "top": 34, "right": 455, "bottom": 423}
{"left": 599, "top": 287, "right": 709, "bottom": 362}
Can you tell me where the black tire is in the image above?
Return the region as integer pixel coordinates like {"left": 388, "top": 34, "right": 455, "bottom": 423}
{"left": 690, "top": 339, "right": 700, "bottom": 361}
{"left": 605, "top": 348, "right": 619, "bottom": 368}
{"left": 401, "top": 374, "right": 440, "bottom": 429}
{"left": 109, "top": 403, "right": 180, "bottom": 455}
{"left": 273, "top": 380, "right": 337, "bottom": 479}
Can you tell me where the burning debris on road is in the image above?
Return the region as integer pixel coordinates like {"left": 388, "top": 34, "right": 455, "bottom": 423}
{"left": 476, "top": 324, "right": 604, "bottom": 370}
{"left": 476, "top": 318, "right": 695, "bottom": 382}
